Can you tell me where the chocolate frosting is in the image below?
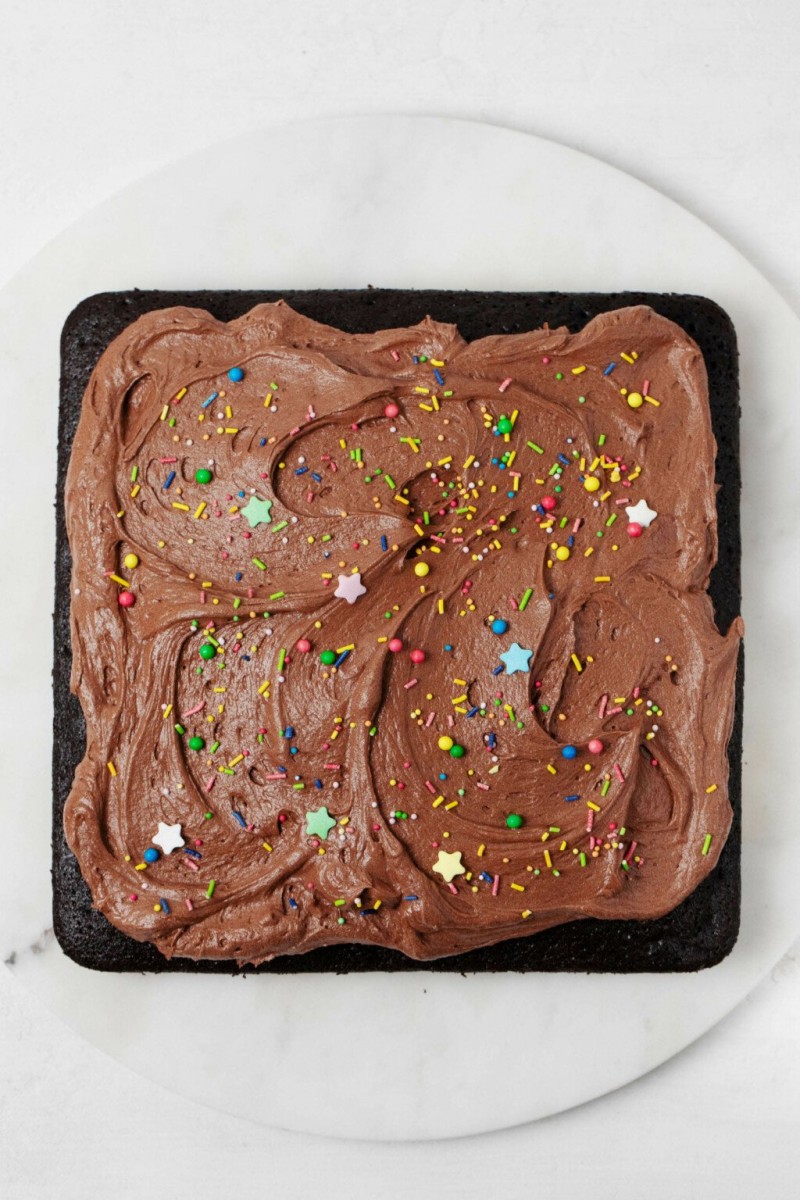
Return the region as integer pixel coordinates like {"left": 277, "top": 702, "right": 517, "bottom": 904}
{"left": 63, "top": 302, "right": 742, "bottom": 964}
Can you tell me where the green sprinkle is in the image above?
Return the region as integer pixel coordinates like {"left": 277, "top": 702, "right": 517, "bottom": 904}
{"left": 369, "top": 726, "right": 377, "bottom": 737}
{"left": 456, "top": 507, "right": 469, "bottom": 514}
{"left": 277, "top": 647, "right": 286, "bottom": 672}
{"left": 701, "top": 833, "right": 713, "bottom": 856}
{"left": 552, "top": 869, "right": 560, "bottom": 877}
{"left": 168, "top": 417, "right": 176, "bottom": 428}
{"left": 601, "top": 777, "right": 611, "bottom": 797}
{"left": 443, "top": 389, "right": 453, "bottom": 397}
{"left": 292, "top": 782, "right": 305, "bottom": 790}
{"left": 272, "top": 520, "right": 288, "bottom": 533}
{"left": 270, "top": 381, "right": 278, "bottom": 390}
{"left": 130, "top": 465, "right": 138, "bottom": 482}
{"left": 220, "top": 767, "right": 234, "bottom": 775}
{"left": 210, "top": 741, "right": 220, "bottom": 754}
{"left": 559, "top": 516, "right": 568, "bottom": 528}
{"left": 174, "top": 724, "right": 185, "bottom": 735}
{"left": 527, "top": 441, "right": 544, "bottom": 454}
{"left": 519, "top": 588, "right": 533, "bottom": 612}
{"left": 555, "top": 372, "right": 563, "bottom": 380}
{"left": 423, "top": 511, "right": 430, "bottom": 525}
{"left": 578, "top": 395, "right": 586, "bottom": 404}
{"left": 204, "top": 811, "right": 214, "bottom": 820}
{"left": 384, "top": 474, "right": 396, "bottom": 489}
{"left": 206, "top": 880, "right": 216, "bottom": 898}
{"left": 540, "top": 703, "right": 550, "bottom": 713}
{"left": 337, "top": 916, "right": 346, "bottom": 925}
{"left": 605, "top": 513, "right": 617, "bottom": 527}
{"left": 579, "top": 852, "right": 587, "bottom": 867}
{"left": 321, "top": 534, "right": 332, "bottom": 542}
{"left": 334, "top": 898, "right": 346, "bottom": 907}
{"left": 252, "top": 557, "right": 267, "bottom": 570}
{"left": 621, "top": 860, "right": 630, "bottom": 871}
{"left": 270, "top": 591, "right": 285, "bottom": 600}
{"left": 598, "top": 433, "right": 606, "bottom": 446}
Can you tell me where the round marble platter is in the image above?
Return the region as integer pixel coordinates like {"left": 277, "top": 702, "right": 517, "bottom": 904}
{"left": 0, "top": 116, "right": 797, "bottom": 1142}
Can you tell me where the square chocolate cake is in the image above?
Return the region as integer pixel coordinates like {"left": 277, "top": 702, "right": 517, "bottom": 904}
{"left": 54, "top": 290, "right": 743, "bottom": 972}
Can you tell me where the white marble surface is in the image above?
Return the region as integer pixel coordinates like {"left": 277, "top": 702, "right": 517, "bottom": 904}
{"left": 2, "top": 0, "right": 800, "bottom": 1194}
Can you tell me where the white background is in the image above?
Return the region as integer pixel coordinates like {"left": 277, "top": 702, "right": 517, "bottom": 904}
{"left": 1, "top": 2, "right": 799, "bottom": 1196}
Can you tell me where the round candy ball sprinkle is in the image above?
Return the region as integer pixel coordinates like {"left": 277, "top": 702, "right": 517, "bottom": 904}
{"left": 296, "top": 638, "right": 312, "bottom": 653}
{"left": 320, "top": 649, "right": 337, "bottom": 665}
{"left": 588, "top": 738, "right": 604, "bottom": 754}
{"left": 228, "top": 366, "right": 245, "bottom": 382}
{"left": 438, "top": 736, "right": 454, "bottom": 752}
{"left": 388, "top": 638, "right": 403, "bottom": 652}
{"left": 449, "top": 744, "right": 466, "bottom": 758}
{"left": 118, "top": 590, "right": 136, "bottom": 608}
{"left": 195, "top": 468, "right": 213, "bottom": 484}
{"left": 143, "top": 847, "right": 159, "bottom": 863}
{"left": 497, "top": 416, "right": 513, "bottom": 434}
{"left": 541, "top": 495, "right": 557, "bottom": 511}
{"left": 506, "top": 813, "right": 524, "bottom": 829}
{"left": 199, "top": 642, "right": 216, "bottom": 660}
{"left": 491, "top": 618, "right": 509, "bottom": 635}
{"left": 409, "top": 649, "right": 426, "bottom": 664}
{"left": 384, "top": 402, "right": 400, "bottom": 418}
{"left": 123, "top": 553, "right": 139, "bottom": 570}
{"left": 555, "top": 546, "right": 570, "bottom": 561}
{"left": 188, "top": 736, "right": 205, "bottom": 751}
{"left": 561, "top": 744, "right": 578, "bottom": 759}
{"left": 626, "top": 391, "right": 644, "bottom": 409}
{"left": 414, "top": 562, "right": 430, "bottom": 577}
{"left": 583, "top": 476, "right": 601, "bottom": 493}
{"left": 627, "top": 522, "right": 643, "bottom": 538}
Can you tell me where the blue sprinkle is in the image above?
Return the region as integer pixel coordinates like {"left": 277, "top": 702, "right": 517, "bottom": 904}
{"left": 333, "top": 649, "right": 350, "bottom": 668}
{"left": 444, "top": 644, "right": 453, "bottom": 652}
{"left": 238, "top": 490, "right": 245, "bottom": 498}
{"left": 558, "top": 453, "right": 570, "bottom": 466}
{"left": 235, "top": 572, "right": 243, "bottom": 582}
{"left": 492, "top": 664, "right": 505, "bottom": 675}
{"left": 295, "top": 466, "right": 308, "bottom": 476}
{"left": 311, "top": 472, "right": 322, "bottom": 482}
{"left": 491, "top": 618, "right": 508, "bottom": 635}
{"left": 242, "top": 655, "right": 250, "bottom": 662}
{"left": 480, "top": 872, "right": 493, "bottom": 883}
{"left": 290, "top": 746, "right": 298, "bottom": 755}
{"left": 232, "top": 810, "right": 247, "bottom": 828}
{"left": 162, "top": 471, "right": 176, "bottom": 490}
{"left": 507, "top": 491, "right": 514, "bottom": 498}
{"left": 289, "top": 898, "right": 298, "bottom": 909}
{"left": 380, "top": 535, "right": 388, "bottom": 551}
{"left": 466, "top": 706, "right": 479, "bottom": 718}
{"left": 438, "top": 772, "right": 447, "bottom": 781}
{"left": 561, "top": 744, "right": 578, "bottom": 760}
{"left": 314, "top": 779, "right": 323, "bottom": 789}
{"left": 404, "top": 895, "right": 419, "bottom": 902}
{"left": 498, "top": 462, "right": 506, "bottom": 470}
{"left": 413, "top": 354, "right": 420, "bottom": 364}
{"left": 488, "top": 733, "right": 496, "bottom": 749}
{"left": 536, "top": 504, "right": 546, "bottom": 515}
{"left": 183, "top": 847, "right": 202, "bottom": 859}
{"left": 228, "top": 366, "right": 244, "bottom": 382}
{"left": 284, "top": 725, "right": 295, "bottom": 739}
{"left": 491, "top": 456, "right": 500, "bottom": 465}
{"left": 567, "top": 535, "right": 575, "bottom": 547}
{"left": 565, "top": 794, "right": 580, "bottom": 802}
{"left": 143, "top": 847, "right": 159, "bottom": 863}
{"left": 159, "top": 898, "right": 170, "bottom": 915}
{"left": 433, "top": 368, "right": 445, "bottom": 386}
{"left": 603, "top": 362, "right": 616, "bottom": 376}
{"left": 202, "top": 391, "right": 218, "bottom": 409}
{"left": 260, "top": 437, "right": 267, "bottom": 447}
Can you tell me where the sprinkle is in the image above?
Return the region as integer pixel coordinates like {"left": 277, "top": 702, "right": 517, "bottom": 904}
{"left": 587, "top": 800, "right": 601, "bottom": 812}
{"left": 107, "top": 761, "right": 117, "bottom": 777}
{"left": 162, "top": 471, "right": 176, "bottom": 490}
{"left": 499, "top": 377, "right": 513, "bottom": 393}
{"left": 571, "top": 654, "right": 583, "bottom": 673}
{"left": 206, "top": 880, "right": 216, "bottom": 898}
{"left": 701, "top": 833, "right": 713, "bottom": 855}
{"left": 519, "top": 587, "right": 533, "bottom": 612}
{"left": 705, "top": 783, "right": 718, "bottom": 794}
{"left": 613, "top": 763, "right": 626, "bottom": 783}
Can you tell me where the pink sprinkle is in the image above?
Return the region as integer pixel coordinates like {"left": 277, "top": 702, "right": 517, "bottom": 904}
{"left": 128, "top": 893, "right": 138, "bottom": 902}
{"left": 613, "top": 763, "right": 625, "bottom": 782}
{"left": 447, "top": 714, "right": 454, "bottom": 728}
{"left": 572, "top": 518, "right": 582, "bottom": 533}
{"left": 599, "top": 694, "right": 608, "bottom": 718}
{"left": 589, "top": 835, "right": 596, "bottom": 849}
{"left": 542, "top": 356, "right": 550, "bottom": 365}
{"left": 492, "top": 874, "right": 500, "bottom": 896}
{"left": 403, "top": 761, "right": 411, "bottom": 769}
{"left": 616, "top": 497, "right": 629, "bottom": 506}
{"left": 186, "top": 899, "right": 193, "bottom": 911}
{"left": 323, "top": 763, "right": 341, "bottom": 770}
{"left": 628, "top": 841, "right": 638, "bottom": 859}
{"left": 633, "top": 686, "right": 640, "bottom": 698}
{"left": 160, "top": 457, "right": 178, "bottom": 464}
{"left": 403, "top": 678, "right": 418, "bottom": 690}
{"left": 306, "top": 492, "right": 314, "bottom": 502}
{"left": 424, "top": 780, "right": 437, "bottom": 794}
{"left": 199, "top": 591, "right": 206, "bottom": 604}
{"left": 181, "top": 702, "right": 205, "bottom": 718}
{"left": 476, "top": 782, "right": 490, "bottom": 791}
{"left": 587, "top": 813, "right": 594, "bottom": 833}
{"left": 390, "top": 349, "right": 400, "bottom": 362}
{"left": 265, "top": 773, "right": 288, "bottom": 780}
{"left": 448, "top": 883, "right": 459, "bottom": 894}
{"left": 289, "top": 425, "right": 301, "bottom": 435}
{"left": 642, "top": 379, "right": 650, "bottom": 395}
{"left": 205, "top": 778, "right": 215, "bottom": 792}
{"left": 430, "top": 534, "right": 447, "bottom": 544}
{"left": 499, "top": 377, "right": 513, "bottom": 393}
{"left": 183, "top": 857, "right": 199, "bottom": 872}
{"left": 425, "top": 712, "right": 436, "bottom": 727}
{"left": 509, "top": 596, "right": 519, "bottom": 610}
{"left": 607, "top": 706, "right": 623, "bottom": 716}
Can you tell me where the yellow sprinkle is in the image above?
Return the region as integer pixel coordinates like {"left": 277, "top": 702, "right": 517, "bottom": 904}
{"left": 175, "top": 386, "right": 187, "bottom": 400}
{"left": 339, "top": 438, "right": 347, "bottom": 449}
{"left": 584, "top": 546, "right": 594, "bottom": 557}
{"left": 418, "top": 403, "right": 434, "bottom": 412}
{"left": 547, "top": 764, "right": 557, "bottom": 775}
{"left": 430, "top": 359, "right": 445, "bottom": 367}
{"left": 108, "top": 574, "right": 130, "bottom": 587}
{"left": 543, "top": 850, "right": 552, "bottom": 869}
{"left": 224, "top": 427, "right": 238, "bottom": 435}
{"left": 521, "top": 909, "right": 532, "bottom": 919}
{"left": 159, "top": 405, "right": 169, "bottom": 421}
{"left": 600, "top": 490, "right": 612, "bottom": 501}
{"left": 594, "top": 575, "right": 611, "bottom": 583}
{"left": 506, "top": 450, "right": 516, "bottom": 467}
{"left": 444, "top": 800, "right": 459, "bottom": 810}
{"left": 107, "top": 761, "right": 117, "bottom": 777}
{"left": 477, "top": 843, "right": 485, "bottom": 857}
{"left": 201, "top": 581, "right": 212, "bottom": 589}
{"left": 432, "top": 795, "right": 444, "bottom": 808}
{"left": 571, "top": 365, "right": 587, "bottom": 374}
{"left": 437, "top": 598, "right": 445, "bottom": 614}
{"left": 262, "top": 842, "right": 273, "bottom": 852}
{"left": 510, "top": 883, "right": 525, "bottom": 892}
{"left": 431, "top": 396, "right": 440, "bottom": 411}
{"left": 464, "top": 454, "right": 475, "bottom": 469}
{"left": 705, "top": 783, "right": 718, "bottom": 794}
{"left": 258, "top": 680, "right": 270, "bottom": 695}
{"left": 225, "top": 405, "right": 232, "bottom": 419}
{"left": 645, "top": 395, "right": 660, "bottom": 406}
{"left": 451, "top": 694, "right": 468, "bottom": 705}
{"left": 135, "top": 863, "right": 147, "bottom": 871}
{"left": 414, "top": 386, "right": 430, "bottom": 394}
{"left": 620, "top": 352, "right": 635, "bottom": 364}
{"left": 172, "top": 501, "right": 190, "bottom": 512}
{"left": 438, "top": 456, "right": 453, "bottom": 466}
{"left": 571, "top": 654, "right": 583, "bottom": 673}
{"left": 228, "top": 754, "right": 244, "bottom": 767}
{"left": 589, "top": 456, "right": 600, "bottom": 472}
{"left": 394, "top": 494, "right": 410, "bottom": 505}
{"left": 560, "top": 840, "right": 567, "bottom": 851}
{"left": 194, "top": 502, "right": 207, "bottom": 519}
{"left": 587, "top": 801, "right": 601, "bottom": 812}
{"left": 454, "top": 678, "right": 467, "bottom": 686}
{"left": 130, "top": 483, "right": 141, "bottom": 498}
{"left": 374, "top": 899, "right": 382, "bottom": 911}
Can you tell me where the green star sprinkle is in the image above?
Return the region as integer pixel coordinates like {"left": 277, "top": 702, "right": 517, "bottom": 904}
{"left": 241, "top": 495, "right": 273, "bottom": 528}
{"left": 305, "top": 805, "right": 337, "bottom": 840}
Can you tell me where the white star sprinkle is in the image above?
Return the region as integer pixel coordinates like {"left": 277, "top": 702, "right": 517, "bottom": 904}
{"left": 334, "top": 572, "right": 367, "bottom": 604}
{"left": 152, "top": 822, "right": 185, "bottom": 855}
{"left": 625, "top": 499, "right": 658, "bottom": 528}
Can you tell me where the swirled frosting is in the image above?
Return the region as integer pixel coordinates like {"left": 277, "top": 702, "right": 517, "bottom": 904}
{"left": 64, "top": 301, "right": 742, "bottom": 964}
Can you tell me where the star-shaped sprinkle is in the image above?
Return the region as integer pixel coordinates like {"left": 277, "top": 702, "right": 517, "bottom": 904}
{"left": 500, "top": 642, "right": 533, "bottom": 675}
{"left": 624, "top": 499, "right": 658, "bottom": 528}
{"left": 152, "top": 822, "right": 185, "bottom": 855}
{"left": 432, "top": 850, "right": 466, "bottom": 883}
{"left": 241, "top": 495, "right": 273, "bottom": 528}
{"left": 305, "top": 806, "right": 337, "bottom": 840}
{"left": 334, "top": 572, "right": 367, "bottom": 604}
